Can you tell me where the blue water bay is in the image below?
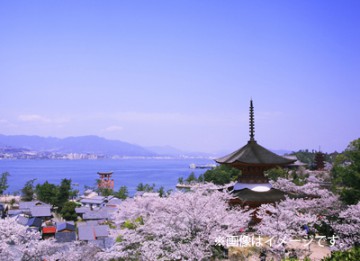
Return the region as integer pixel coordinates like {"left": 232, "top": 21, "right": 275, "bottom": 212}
{"left": 0, "top": 159, "right": 214, "bottom": 196}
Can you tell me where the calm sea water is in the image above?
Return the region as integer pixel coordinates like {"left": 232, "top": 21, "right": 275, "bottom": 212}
{"left": 0, "top": 158, "right": 214, "bottom": 196}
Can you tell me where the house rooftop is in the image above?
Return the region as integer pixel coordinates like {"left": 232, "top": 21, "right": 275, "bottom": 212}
{"left": 42, "top": 226, "right": 56, "bottom": 234}
{"left": 55, "top": 231, "right": 77, "bottom": 242}
{"left": 78, "top": 225, "right": 109, "bottom": 241}
{"left": 17, "top": 215, "right": 29, "bottom": 226}
{"left": 57, "top": 222, "right": 76, "bottom": 232}
{"left": 19, "top": 201, "right": 51, "bottom": 209}
{"left": 83, "top": 210, "right": 109, "bottom": 221}
{"left": 30, "top": 206, "right": 52, "bottom": 217}
{"left": 27, "top": 217, "right": 42, "bottom": 228}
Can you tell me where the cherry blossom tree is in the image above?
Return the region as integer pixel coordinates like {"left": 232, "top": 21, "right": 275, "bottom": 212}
{"left": 256, "top": 179, "right": 345, "bottom": 258}
{"left": 0, "top": 218, "right": 100, "bottom": 261}
{"left": 0, "top": 217, "right": 53, "bottom": 260}
{"left": 98, "top": 188, "right": 253, "bottom": 261}
{"left": 256, "top": 198, "right": 318, "bottom": 242}
{"left": 331, "top": 202, "right": 360, "bottom": 250}
{"left": 271, "top": 178, "right": 343, "bottom": 217}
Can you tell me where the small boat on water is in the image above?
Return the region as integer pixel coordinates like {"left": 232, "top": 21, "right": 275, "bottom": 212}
{"left": 189, "top": 163, "right": 216, "bottom": 169}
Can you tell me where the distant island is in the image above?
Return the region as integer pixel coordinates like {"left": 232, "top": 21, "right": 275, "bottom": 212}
{"left": 0, "top": 134, "right": 215, "bottom": 160}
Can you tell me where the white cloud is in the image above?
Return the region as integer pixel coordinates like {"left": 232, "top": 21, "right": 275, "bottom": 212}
{"left": 17, "top": 114, "right": 70, "bottom": 124}
{"left": 102, "top": 125, "right": 124, "bottom": 132}
{"left": 18, "top": 114, "right": 50, "bottom": 123}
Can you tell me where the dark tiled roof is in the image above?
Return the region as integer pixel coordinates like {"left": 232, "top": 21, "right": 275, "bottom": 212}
{"left": 27, "top": 217, "right": 42, "bottom": 228}
{"left": 216, "top": 140, "right": 296, "bottom": 166}
{"left": 83, "top": 210, "right": 109, "bottom": 220}
{"left": 19, "top": 201, "right": 51, "bottom": 209}
{"left": 231, "top": 188, "right": 288, "bottom": 203}
{"left": 57, "top": 222, "right": 76, "bottom": 232}
{"left": 55, "top": 231, "right": 77, "bottom": 242}
{"left": 78, "top": 225, "right": 109, "bottom": 241}
{"left": 17, "top": 215, "right": 29, "bottom": 226}
{"left": 30, "top": 207, "right": 52, "bottom": 217}
{"left": 75, "top": 207, "right": 89, "bottom": 214}
{"left": 8, "top": 209, "right": 23, "bottom": 216}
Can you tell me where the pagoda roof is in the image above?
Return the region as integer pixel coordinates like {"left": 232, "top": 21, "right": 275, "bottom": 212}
{"left": 97, "top": 171, "right": 113, "bottom": 175}
{"left": 215, "top": 140, "right": 295, "bottom": 166}
{"left": 216, "top": 100, "right": 296, "bottom": 167}
{"left": 231, "top": 188, "right": 288, "bottom": 203}
{"left": 229, "top": 188, "right": 306, "bottom": 207}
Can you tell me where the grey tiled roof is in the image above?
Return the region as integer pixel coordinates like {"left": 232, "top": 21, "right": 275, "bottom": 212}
{"left": 30, "top": 207, "right": 52, "bottom": 217}
{"left": 88, "top": 237, "right": 114, "bottom": 249}
{"left": 78, "top": 226, "right": 95, "bottom": 241}
{"left": 17, "top": 215, "right": 29, "bottom": 226}
{"left": 106, "top": 197, "right": 122, "bottom": 205}
{"left": 81, "top": 198, "right": 104, "bottom": 205}
{"left": 8, "top": 209, "right": 23, "bottom": 216}
{"left": 19, "top": 201, "right": 51, "bottom": 209}
{"left": 284, "top": 155, "right": 308, "bottom": 167}
{"left": 83, "top": 210, "right": 109, "bottom": 220}
{"left": 78, "top": 225, "right": 109, "bottom": 241}
{"left": 75, "top": 207, "right": 89, "bottom": 214}
{"left": 94, "top": 225, "right": 109, "bottom": 237}
{"left": 56, "top": 222, "right": 76, "bottom": 232}
{"left": 27, "top": 217, "right": 42, "bottom": 228}
{"left": 55, "top": 231, "right": 77, "bottom": 242}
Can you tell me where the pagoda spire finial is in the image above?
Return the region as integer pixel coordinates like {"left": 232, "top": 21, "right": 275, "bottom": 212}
{"left": 249, "top": 99, "right": 255, "bottom": 141}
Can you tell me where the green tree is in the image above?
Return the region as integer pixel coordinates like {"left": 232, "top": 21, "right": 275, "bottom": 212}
{"left": 321, "top": 247, "right": 360, "bottom": 261}
{"left": 203, "top": 165, "right": 239, "bottom": 185}
{"left": 332, "top": 138, "right": 360, "bottom": 204}
{"left": 98, "top": 188, "right": 114, "bottom": 196}
{"left": 60, "top": 201, "right": 78, "bottom": 221}
{"left": 55, "top": 179, "right": 73, "bottom": 211}
{"left": 158, "top": 186, "right": 165, "bottom": 197}
{"left": 0, "top": 172, "right": 10, "bottom": 195}
{"left": 136, "top": 183, "right": 155, "bottom": 192}
{"left": 265, "top": 167, "right": 289, "bottom": 181}
{"left": 34, "top": 179, "right": 77, "bottom": 211}
{"left": 185, "top": 172, "right": 197, "bottom": 184}
{"left": 114, "top": 186, "right": 128, "bottom": 199}
{"left": 21, "top": 179, "right": 36, "bottom": 201}
{"left": 197, "top": 174, "right": 205, "bottom": 182}
{"left": 136, "top": 182, "right": 145, "bottom": 191}
{"left": 35, "top": 181, "right": 58, "bottom": 205}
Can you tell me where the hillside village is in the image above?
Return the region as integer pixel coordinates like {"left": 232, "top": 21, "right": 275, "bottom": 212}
{"left": 0, "top": 189, "right": 126, "bottom": 248}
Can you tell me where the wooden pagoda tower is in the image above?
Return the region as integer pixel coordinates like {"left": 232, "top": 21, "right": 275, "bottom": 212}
{"left": 215, "top": 100, "right": 296, "bottom": 207}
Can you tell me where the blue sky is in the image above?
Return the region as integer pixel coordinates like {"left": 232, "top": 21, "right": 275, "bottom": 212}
{"left": 0, "top": 1, "right": 359, "bottom": 153}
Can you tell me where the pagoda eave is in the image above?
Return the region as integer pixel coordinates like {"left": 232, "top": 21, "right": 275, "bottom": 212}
{"left": 217, "top": 161, "right": 293, "bottom": 169}
{"left": 97, "top": 171, "right": 114, "bottom": 175}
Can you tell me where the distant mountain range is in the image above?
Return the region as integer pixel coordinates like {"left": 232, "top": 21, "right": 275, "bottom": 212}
{"left": 0, "top": 134, "right": 292, "bottom": 158}
{"left": 0, "top": 134, "right": 155, "bottom": 157}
